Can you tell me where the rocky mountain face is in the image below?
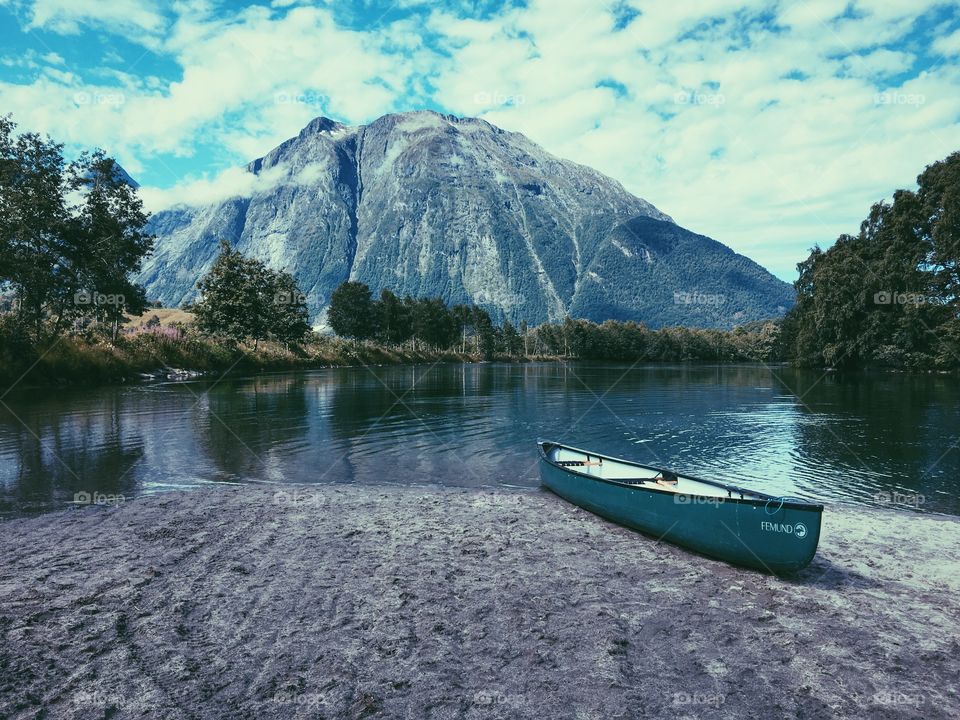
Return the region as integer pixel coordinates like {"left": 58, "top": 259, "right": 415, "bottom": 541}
{"left": 138, "top": 111, "right": 793, "bottom": 328}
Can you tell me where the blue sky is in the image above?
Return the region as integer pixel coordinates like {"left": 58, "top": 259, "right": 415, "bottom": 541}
{"left": 1, "top": 0, "right": 959, "bottom": 280}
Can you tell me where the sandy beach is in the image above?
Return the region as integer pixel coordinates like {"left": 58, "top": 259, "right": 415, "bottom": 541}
{"left": 1, "top": 484, "right": 958, "bottom": 719}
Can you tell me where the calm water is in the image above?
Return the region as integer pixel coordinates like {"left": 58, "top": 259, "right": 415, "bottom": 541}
{"left": 1, "top": 363, "right": 958, "bottom": 518}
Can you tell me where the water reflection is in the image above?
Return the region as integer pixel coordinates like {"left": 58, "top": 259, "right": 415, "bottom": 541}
{"left": 0, "top": 393, "right": 143, "bottom": 514}
{"left": 0, "top": 363, "right": 957, "bottom": 518}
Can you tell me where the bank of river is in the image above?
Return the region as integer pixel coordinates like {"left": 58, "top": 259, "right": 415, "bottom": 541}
{"left": 1, "top": 484, "right": 958, "bottom": 719}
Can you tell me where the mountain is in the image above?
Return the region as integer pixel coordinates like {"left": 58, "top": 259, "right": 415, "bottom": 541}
{"left": 138, "top": 110, "right": 793, "bottom": 328}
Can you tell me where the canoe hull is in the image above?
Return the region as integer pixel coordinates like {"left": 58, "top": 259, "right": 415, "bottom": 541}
{"left": 538, "top": 451, "right": 822, "bottom": 574}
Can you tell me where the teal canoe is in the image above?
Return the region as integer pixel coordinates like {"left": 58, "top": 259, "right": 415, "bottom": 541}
{"left": 538, "top": 440, "right": 823, "bottom": 574}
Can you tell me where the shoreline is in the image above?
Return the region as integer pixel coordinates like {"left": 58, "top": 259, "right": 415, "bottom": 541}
{"left": 0, "top": 334, "right": 544, "bottom": 392}
{"left": 2, "top": 484, "right": 958, "bottom": 719}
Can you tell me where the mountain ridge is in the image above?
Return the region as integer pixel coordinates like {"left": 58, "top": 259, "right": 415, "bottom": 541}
{"left": 137, "top": 110, "right": 793, "bottom": 328}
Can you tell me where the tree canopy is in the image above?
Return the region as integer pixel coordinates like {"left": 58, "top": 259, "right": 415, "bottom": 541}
{"left": 781, "top": 151, "right": 960, "bottom": 369}
{"left": 193, "top": 240, "right": 310, "bottom": 346}
{"left": 0, "top": 116, "right": 153, "bottom": 341}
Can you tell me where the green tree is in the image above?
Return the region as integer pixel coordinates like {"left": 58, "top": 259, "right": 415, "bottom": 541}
{"left": 501, "top": 319, "right": 523, "bottom": 357}
{"left": 410, "top": 297, "right": 457, "bottom": 349}
{"left": 194, "top": 242, "right": 310, "bottom": 346}
{"left": 0, "top": 116, "right": 69, "bottom": 341}
{"left": 0, "top": 118, "right": 153, "bottom": 343}
{"left": 783, "top": 151, "right": 960, "bottom": 369}
{"left": 64, "top": 151, "right": 153, "bottom": 340}
{"left": 328, "top": 281, "right": 377, "bottom": 340}
{"left": 451, "top": 303, "right": 473, "bottom": 353}
{"left": 377, "top": 288, "right": 412, "bottom": 344}
{"left": 267, "top": 268, "right": 310, "bottom": 344}
{"left": 472, "top": 305, "right": 496, "bottom": 358}
{"left": 193, "top": 241, "right": 267, "bottom": 344}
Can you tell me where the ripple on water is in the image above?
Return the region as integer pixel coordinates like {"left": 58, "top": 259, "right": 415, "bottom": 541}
{"left": 0, "top": 363, "right": 958, "bottom": 517}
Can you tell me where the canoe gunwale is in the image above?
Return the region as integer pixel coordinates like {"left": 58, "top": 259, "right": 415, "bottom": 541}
{"left": 537, "top": 439, "right": 824, "bottom": 513}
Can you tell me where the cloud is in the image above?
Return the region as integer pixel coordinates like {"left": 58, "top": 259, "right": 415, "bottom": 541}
{"left": 138, "top": 160, "right": 333, "bottom": 212}
{"left": 0, "top": 3, "right": 435, "bottom": 170}
{"left": 23, "top": 0, "right": 167, "bottom": 36}
{"left": 425, "top": 0, "right": 960, "bottom": 278}
{"left": 0, "top": 0, "right": 957, "bottom": 281}
{"left": 932, "top": 26, "right": 960, "bottom": 57}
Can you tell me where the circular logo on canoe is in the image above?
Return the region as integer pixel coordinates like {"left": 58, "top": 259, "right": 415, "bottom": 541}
{"left": 794, "top": 523, "right": 808, "bottom": 539}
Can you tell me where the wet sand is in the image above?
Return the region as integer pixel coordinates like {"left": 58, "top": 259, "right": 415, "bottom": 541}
{"left": 1, "top": 484, "right": 958, "bottom": 719}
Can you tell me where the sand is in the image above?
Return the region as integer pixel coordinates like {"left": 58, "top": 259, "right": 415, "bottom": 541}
{"left": 1, "top": 484, "right": 958, "bottom": 720}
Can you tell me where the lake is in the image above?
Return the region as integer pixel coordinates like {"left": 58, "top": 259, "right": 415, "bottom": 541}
{"left": 1, "top": 362, "right": 958, "bottom": 518}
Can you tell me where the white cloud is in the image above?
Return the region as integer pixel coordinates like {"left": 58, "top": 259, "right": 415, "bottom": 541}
{"left": 0, "top": 0, "right": 957, "bottom": 281}
{"left": 425, "top": 0, "right": 960, "bottom": 279}
{"left": 138, "top": 158, "right": 335, "bottom": 212}
{"left": 25, "top": 0, "right": 167, "bottom": 36}
{"left": 932, "top": 26, "right": 960, "bottom": 57}
{"left": 0, "top": 3, "right": 434, "bottom": 169}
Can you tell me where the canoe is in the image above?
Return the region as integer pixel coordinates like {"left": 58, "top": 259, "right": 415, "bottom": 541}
{"left": 538, "top": 440, "right": 823, "bottom": 573}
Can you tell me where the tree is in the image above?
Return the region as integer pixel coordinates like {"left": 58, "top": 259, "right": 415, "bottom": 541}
{"left": 451, "top": 303, "right": 473, "bottom": 353}
{"left": 64, "top": 151, "right": 153, "bottom": 340}
{"left": 193, "top": 241, "right": 267, "bottom": 344}
{"left": 328, "top": 281, "right": 377, "bottom": 340}
{"left": 377, "top": 288, "right": 412, "bottom": 344}
{"left": 472, "top": 305, "right": 496, "bottom": 358}
{"left": 501, "top": 319, "right": 522, "bottom": 357}
{"left": 410, "top": 297, "right": 457, "bottom": 349}
{"left": 193, "top": 241, "right": 309, "bottom": 347}
{"left": 0, "top": 116, "right": 69, "bottom": 341}
{"left": 782, "top": 150, "right": 960, "bottom": 369}
{"left": 0, "top": 117, "right": 153, "bottom": 342}
{"left": 267, "top": 268, "right": 310, "bottom": 344}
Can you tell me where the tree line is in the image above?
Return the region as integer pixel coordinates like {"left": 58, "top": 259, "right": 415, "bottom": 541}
{"left": 0, "top": 115, "right": 309, "bottom": 349}
{"left": 327, "top": 279, "right": 783, "bottom": 361}
{"left": 328, "top": 280, "right": 524, "bottom": 356}
{"left": 780, "top": 150, "right": 959, "bottom": 369}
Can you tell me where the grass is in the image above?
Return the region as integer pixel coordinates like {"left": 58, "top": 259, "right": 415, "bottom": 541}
{"left": 0, "top": 324, "right": 513, "bottom": 391}
{"left": 124, "top": 307, "right": 196, "bottom": 328}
